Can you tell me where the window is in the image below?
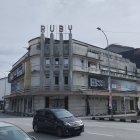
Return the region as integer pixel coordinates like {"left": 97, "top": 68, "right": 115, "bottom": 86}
{"left": 64, "top": 58, "right": 68, "bottom": 65}
{"left": 64, "top": 76, "right": 68, "bottom": 85}
{"left": 88, "top": 62, "right": 91, "bottom": 67}
{"left": 81, "top": 59, "right": 84, "bottom": 69}
{"left": 125, "top": 66, "right": 127, "bottom": 75}
{"left": 54, "top": 110, "right": 73, "bottom": 119}
{"left": 0, "top": 126, "right": 32, "bottom": 140}
{"left": 55, "top": 76, "right": 59, "bottom": 85}
{"left": 130, "top": 100, "right": 134, "bottom": 110}
{"left": 45, "top": 111, "right": 54, "bottom": 119}
{"left": 55, "top": 58, "right": 59, "bottom": 65}
{"left": 46, "top": 58, "right": 50, "bottom": 65}
{"left": 37, "top": 110, "right": 45, "bottom": 116}
{"left": 46, "top": 75, "right": 49, "bottom": 85}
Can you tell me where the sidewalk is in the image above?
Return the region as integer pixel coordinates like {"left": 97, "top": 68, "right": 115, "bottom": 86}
{"left": 91, "top": 113, "right": 140, "bottom": 123}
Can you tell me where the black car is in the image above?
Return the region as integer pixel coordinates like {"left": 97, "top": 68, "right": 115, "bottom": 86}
{"left": 137, "top": 110, "right": 140, "bottom": 116}
{"left": 33, "top": 108, "right": 84, "bottom": 137}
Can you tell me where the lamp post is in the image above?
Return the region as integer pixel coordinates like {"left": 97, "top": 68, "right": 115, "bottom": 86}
{"left": 97, "top": 27, "right": 113, "bottom": 117}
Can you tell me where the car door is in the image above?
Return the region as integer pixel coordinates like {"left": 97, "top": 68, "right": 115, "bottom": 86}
{"left": 36, "top": 110, "right": 46, "bottom": 130}
{"left": 44, "top": 111, "right": 56, "bottom": 132}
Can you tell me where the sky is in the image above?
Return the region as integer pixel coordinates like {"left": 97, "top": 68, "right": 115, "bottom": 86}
{"left": 0, "top": 0, "right": 140, "bottom": 78}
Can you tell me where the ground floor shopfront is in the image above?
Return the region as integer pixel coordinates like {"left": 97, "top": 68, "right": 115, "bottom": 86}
{"left": 0, "top": 100, "right": 3, "bottom": 110}
{"left": 5, "top": 91, "right": 138, "bottom": 116}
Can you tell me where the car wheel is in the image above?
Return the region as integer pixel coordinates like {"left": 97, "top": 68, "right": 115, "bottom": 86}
{"left": 33, "top": 124, "right": 39, "bottom": 133}
{"left": 56, "top": 127, "right": 63, "bottom": 137}
{"left": 77, "top": 132, "right": 81, "bottom": 136}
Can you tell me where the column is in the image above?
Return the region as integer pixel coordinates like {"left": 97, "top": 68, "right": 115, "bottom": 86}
{"left": 59, "top": 33, "right": 64, "bottom": 91}
{"left": 69, "top": 32, "right": 73, "bottom": 91}
{"left": 50, "top": 32, "right": 54, "bottom": 91}
{"left": 40, "top": 29, "right": 45, "bottom": 89}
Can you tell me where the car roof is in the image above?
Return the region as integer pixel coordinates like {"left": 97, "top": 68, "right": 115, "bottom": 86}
{"left": 36, "top": 108, "right": 66, "bottom": 112}
{"left": 0, "top": 122, "right": 14, "bottom": 127}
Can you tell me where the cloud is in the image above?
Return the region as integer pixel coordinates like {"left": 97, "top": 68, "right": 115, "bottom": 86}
{"left": 0, "top": 0, "right": 140, "bottom": 77}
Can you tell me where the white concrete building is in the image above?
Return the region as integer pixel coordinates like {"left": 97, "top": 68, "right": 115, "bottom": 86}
{"left": 6, "top": 26, "right": 140, "bottom": 116}
{"left": 0, "top": 77, "right": 11, "bottom": 110}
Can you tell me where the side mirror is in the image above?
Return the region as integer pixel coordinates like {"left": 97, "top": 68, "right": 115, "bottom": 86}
{"left": 31, "top": 136, "right": 36, "bottom": 140}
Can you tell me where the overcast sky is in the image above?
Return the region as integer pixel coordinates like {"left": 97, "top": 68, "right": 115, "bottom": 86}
{"left": 0, "top": 0, "right": 140, "bottom": 77}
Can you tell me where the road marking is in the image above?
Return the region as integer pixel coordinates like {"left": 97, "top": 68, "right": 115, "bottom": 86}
{"left": 85, "top": 123, "right": 140, "bottom": 132}
{"left": 86, "top": 131, "right": 114, "bottom": 137}
{"left": 122, "top": 128, "right": 140, "bottom": 132}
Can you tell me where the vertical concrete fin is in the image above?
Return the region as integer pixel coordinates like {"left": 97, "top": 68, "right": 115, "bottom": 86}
{"left": 59, "top": 33, "right": 64, "bottom": 91}
{"left": 69, "top": 32, "right": 73, "bottom": 91}
{"left": 40, "top": 29, "right": 45, "bottom": 90}
{"left": 24, "top": 60, "right": 31, "bottom": 89}
{"left": 50, "top": 32, "right": 54, "bottom": 91}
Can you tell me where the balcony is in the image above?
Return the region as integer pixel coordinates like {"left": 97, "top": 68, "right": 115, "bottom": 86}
{"left": 100, "top": 69, "right": 137, "bottom": 80}
{"left": 72, "top": 85, "right": 88, "bottom": 91}
{"left": 87, "top": 52, "right": 99, "bottom": 60}
{"left": 11, "top": 85, "right": 70, "bottom": 94}
{"left": 73, "top": 65, "right": 100, "bottom": 74}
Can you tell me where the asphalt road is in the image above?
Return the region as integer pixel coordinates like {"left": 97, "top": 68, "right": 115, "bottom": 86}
{"left": 0, "top": 112, "right": 140, "bottom": 140}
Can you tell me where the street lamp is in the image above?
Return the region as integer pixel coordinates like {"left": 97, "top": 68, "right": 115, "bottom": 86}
{"left": 97, "top": 27, "right": 113, "bottom": 117}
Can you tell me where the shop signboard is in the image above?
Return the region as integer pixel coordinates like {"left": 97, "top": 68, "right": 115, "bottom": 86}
{"left": 89, "top": 77, "right": 106, "bottom": 89}
{"left": 111, "top": 79, "right": 137, "bottom": 91}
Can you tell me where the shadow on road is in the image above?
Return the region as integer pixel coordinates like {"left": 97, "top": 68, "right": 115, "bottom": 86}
{"left": 28, "top": 131, "right": 81, "bottom": 140}
{"left": 28, "top": 131, "right": 59, "bottom": 140}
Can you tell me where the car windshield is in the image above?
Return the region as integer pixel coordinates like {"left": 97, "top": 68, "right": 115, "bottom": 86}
{"left": 0, "top": 126, "right": 32, "bottom": 140}
{"left": 54, "top": 110, "right": 73, "bottom": 118}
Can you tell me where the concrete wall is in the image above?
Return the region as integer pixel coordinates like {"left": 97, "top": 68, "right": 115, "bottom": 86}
{"left": 73, "top": 55, "right": 85, "bottom": 69}
{"left": 28, "top": 38, "right": 40, "bottom": 47}
{"left": 33, "top": 96, "right": 45, "bottom": 111}
{"left": 30, "top": 44, "right": 40, "bottom": 56}
{"left": 73, "top": 43, "right": 87, "bottom": 56}
{"left": 30, "top": 56, "right": 40, "bottom": 72}
{"left": 69, "top": 95, "right": 86, "bottom": 116}
{"left": 30, "top": 56, "right": 40, "bottom": 87}
{"left": 31, "top": 73, "right": 40, "bottom": 87}
{"left": 100, "top": 51, "right": 136, "bottom": 72}
{"left": 0, "top": 78, "right": 11, "bottom": 100}
{"left": 72, "top": 72, "right": 88, "bottom": 90}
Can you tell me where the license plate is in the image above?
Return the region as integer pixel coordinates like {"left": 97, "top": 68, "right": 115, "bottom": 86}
{"left": 74, "top": 127, "right": 80, "bottom": 130}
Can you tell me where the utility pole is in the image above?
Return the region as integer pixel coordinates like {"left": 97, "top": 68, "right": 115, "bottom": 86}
{"left": 97, "top": 27, "right": 113, "bottom": 117}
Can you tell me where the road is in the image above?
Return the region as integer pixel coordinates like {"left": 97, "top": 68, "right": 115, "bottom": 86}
{"left": 0, "top": 112, "right": 140, "bottom": 140}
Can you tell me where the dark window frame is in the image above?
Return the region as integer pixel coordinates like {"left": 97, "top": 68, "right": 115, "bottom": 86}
{"left": 55, "top": 76, "right": 59, "bottom": 85}
{"left": 55, "top": 58, "right": 59, "bottom": 65}
{"left": 64, "top": 76, "right": 68, "bottom": 85}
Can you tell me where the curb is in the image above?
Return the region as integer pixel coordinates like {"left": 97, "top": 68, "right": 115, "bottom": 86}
{"left": 3, "top": 112, "right": 33, "bottom": 117}
{"left": 92, "top": 117, "right": 140, "bottom": 123}
{"left": 78, "top": 117, "right": 92, "bottom": 120}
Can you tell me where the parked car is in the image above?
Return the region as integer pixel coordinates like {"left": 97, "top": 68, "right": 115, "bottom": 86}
{"left": 137, "top": 110, "right": 140, "bottom": 116}
{"left": 33, "top": 108, "right": 84, "bottom": 137}
{"left": 0, "top": 121, "right": 36, "bottom": 140}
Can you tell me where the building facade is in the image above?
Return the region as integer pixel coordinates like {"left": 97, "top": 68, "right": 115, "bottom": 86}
{"left": 6, "top": 26, "right": 140, "bottom": 116}
{"left": 0, "top": 77, "right": 11, "bottom": 110}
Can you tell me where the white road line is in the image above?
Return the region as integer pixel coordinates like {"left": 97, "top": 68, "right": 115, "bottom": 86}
{"left": 86, "top": 131, "right": 114, "bottom": 137}
{"left": 86, "top": 124, "right": 140, "bottom": 132}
